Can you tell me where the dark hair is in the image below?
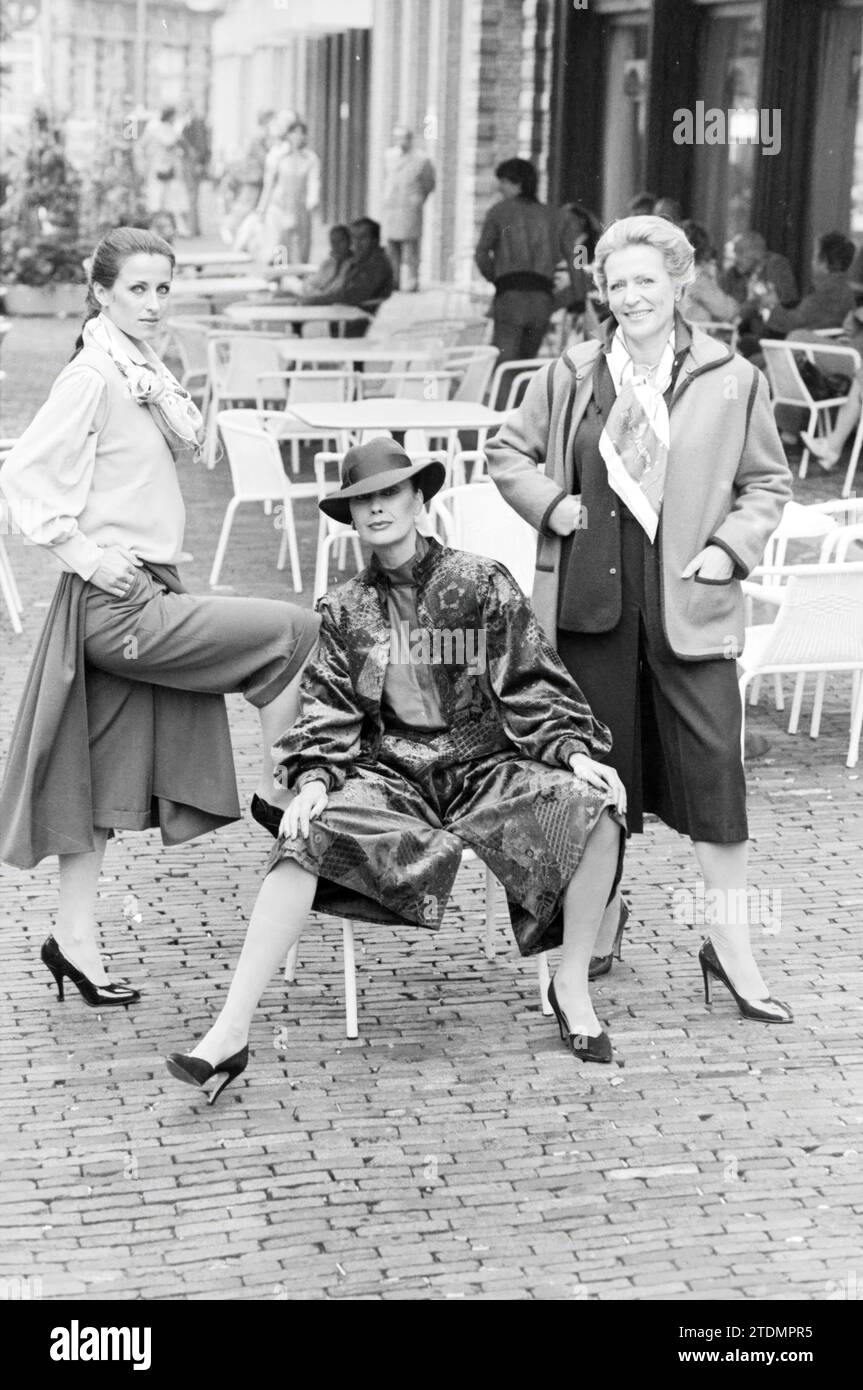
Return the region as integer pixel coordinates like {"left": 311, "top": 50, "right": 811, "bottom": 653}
{"left": 287, "top": 119, "right": 307, "bottom": 136}
{"left": 681, "top": 219, "right": 716, "bottom": 266}
{"left": 654, "top": 196, "right": 683, "bottom": 224}
{"left": 495, "top": 158, "right": 539, "bottom": 201}
{"left": 161, "top": 105, "right": 176, "bottom": 123}
{"left": 72, "top": 226, "right": 175, "bottom": 357}
{"left": 351, "top": 217, "right": 381, "bottom": 243}
{"left": 817, "top": 230, "right": 855, "bottom": 274}
{"left": 560, "top": 200, "right": 602, "bottom": 259}
{"left": 627, "top": 190, "right": 657, "bottom": 216}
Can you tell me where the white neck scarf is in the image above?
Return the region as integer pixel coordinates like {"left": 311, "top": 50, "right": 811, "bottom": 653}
{"left": 598, "top": 327, "right": 675, "bottom": 542}
{"left": 83, "top": 313, "right": 205, "bottom": 463}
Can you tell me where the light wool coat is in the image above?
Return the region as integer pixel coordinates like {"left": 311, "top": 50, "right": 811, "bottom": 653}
{"left": 485, "top": 323, "right": 792, "bottom": 660}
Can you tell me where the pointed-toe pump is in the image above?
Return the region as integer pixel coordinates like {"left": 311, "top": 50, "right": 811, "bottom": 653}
{"left": 165, "top": 1045, "right": 249, "bottom": 1105}
{"left": 547, "top": 978, "right": 613, "bottom": 1064}
{"left": 41, "top": 936, "right": 140, "bottom": 1008}
{"left": 250, "top": 794, "right": 284, "bottom": 839}
{"left": 588, "top": 899, "right": 630, "bottom": 981}
{"left": 698, "top": 939, "right": 793, "bottom": 1024}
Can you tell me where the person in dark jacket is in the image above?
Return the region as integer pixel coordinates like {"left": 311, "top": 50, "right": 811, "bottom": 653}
{"left": 762, "top": 231, "right": 855, "bottom": 335}
{"left": 302, "top": 217, "right": 394, "bottom": 337}
{"left": 165, "top": 438, "right": 628, "bottom": 1102}
{"left": 486, "top": 215, "right": 794, "bottom": 1028}
{"left": 475, "top": 158, "right": 559, "bottom": 363}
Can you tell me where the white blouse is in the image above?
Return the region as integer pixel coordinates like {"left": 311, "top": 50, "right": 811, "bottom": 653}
{"left": 0, "top": 339, "right": 186, "bottom": 581}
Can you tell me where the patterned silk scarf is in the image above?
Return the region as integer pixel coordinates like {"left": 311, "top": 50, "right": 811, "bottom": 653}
{"left": 598, "top": 327, "right": 675, "bottom": 543}
{"left": 83, "top": 313, "right": 206, "bottom": 463}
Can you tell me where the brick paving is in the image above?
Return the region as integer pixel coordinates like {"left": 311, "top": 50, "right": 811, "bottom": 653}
{"left": 1, "top": 315, "right": 862, "bottom": 1303}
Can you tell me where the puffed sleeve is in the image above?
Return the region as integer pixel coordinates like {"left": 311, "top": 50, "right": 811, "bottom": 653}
{"left": 0, "top": 362, "right": 108, "bottom": 579}
{"left": 272, "top": 595, "right": 365, "bottom": 793}
{"left": 482, "top": 562, "right": 613, "bottom": 765}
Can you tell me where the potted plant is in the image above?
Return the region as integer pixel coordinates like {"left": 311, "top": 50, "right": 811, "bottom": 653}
{"left": 1, "top": 106, "right": 89, "bottom": 316}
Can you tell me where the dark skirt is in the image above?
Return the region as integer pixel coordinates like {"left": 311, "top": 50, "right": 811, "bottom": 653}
{"left": 0, "top": 563, "right": 320, "bottom": 868}
{"left": 557, "top": 510, "right": 748, "bottom": 842}
{"left": 267, "top": 728, "right": 625, "bottom": 957}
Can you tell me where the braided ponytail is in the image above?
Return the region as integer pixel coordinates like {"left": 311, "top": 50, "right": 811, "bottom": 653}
{"left": 70, "top": 225, "right": 176, "bottom": 360}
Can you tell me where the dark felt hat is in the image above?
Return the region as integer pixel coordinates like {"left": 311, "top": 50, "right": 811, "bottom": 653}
{"left": 318, "top": 437, "right": 446, "bottom": 525}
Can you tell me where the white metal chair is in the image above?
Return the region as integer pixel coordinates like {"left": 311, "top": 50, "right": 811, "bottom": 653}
{"left": 760, "top": 340, "right": 860, "bottom": 480}
{"left": 443, "top": 345, "right": 500, "bottom": 403}
{"left": 255, "top": 369, "right": 354, "bottom": 476}
{"left": 311, "top": 450, "right": 366, "bottom": 600}
{"left": 209, "top": 410, "right": 319, "bottom": 589}
{"left": 739, "top": 561, "right": 863, "bottom": 769}
{"left": 487, "top": 357, "right": 547, "bottom": 411}
{"left": 0, "top": 438, "right": 23, "bottom": 635}
{"left": 204, "top": 333, "right": 288, "bottom": 470}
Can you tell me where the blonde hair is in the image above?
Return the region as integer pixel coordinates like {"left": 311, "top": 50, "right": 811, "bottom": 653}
{"left": 592, "top": 215, "right": 696, "bottom": 302}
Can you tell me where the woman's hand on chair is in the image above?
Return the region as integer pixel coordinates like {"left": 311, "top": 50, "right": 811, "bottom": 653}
{"left": 281, "top": 781, "right": 328, "bottom": 839}
{"left": 569, "top": 754, "right": 627, "bottom": 815}
{"left": 90, "top": 546, "right": 143, "bottom": 598}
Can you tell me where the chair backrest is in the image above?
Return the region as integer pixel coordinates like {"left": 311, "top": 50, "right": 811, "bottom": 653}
{"left": 748, "top": 563, "right": 863, "bottom": 669}
{"left": 427, "top": 480, "right": 537, "bottom": 595}
{"left": 216, "top": 408, "right": 287, "bottom": 500}
{"left": 761, "top": 500, "right": 840, "bottom": 569}
{"left": 283, "top": 370, "right": 354, "bottom": 407}
{"left": 208, "top": 334, "right": 286, "bottom": 402}
{"left": 488, "top": 357, "right": 546, "bottom": 411}
{"left": 445, "top": 346, "right": 500, "bottom": 403}
{"left": 167, "top": 317, "right": 213, "bottom": 380}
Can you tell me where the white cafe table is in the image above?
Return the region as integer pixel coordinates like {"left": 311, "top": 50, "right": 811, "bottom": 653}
{"left": 283, "top": 399, "right": 506, "bottom": 465}
{"left": 170, "top": 276, "right": 272, "bottom": 305}
{"left": 174, "top": 250, "right": 253, "bottom": 273}
{"left": 223, "top": 303, "right": 371, "bottom": 335}
{"left": 276, "top": 341, "right": 436, "bottom": 367}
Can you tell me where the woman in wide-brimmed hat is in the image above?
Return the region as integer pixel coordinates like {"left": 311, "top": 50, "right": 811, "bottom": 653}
{"left": 0, "top": 226, "right": 319, "bottom": 1013}
{"left": 166, "top": 437, "right": 628, "bottom": 1104}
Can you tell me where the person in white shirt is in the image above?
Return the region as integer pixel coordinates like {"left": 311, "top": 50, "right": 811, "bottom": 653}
{"left": 0, "top": 226, "right": 320, "bottom": 1013}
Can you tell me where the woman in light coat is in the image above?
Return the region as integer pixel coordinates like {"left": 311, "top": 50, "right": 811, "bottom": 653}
{"left": 486, "top": 215, "right": 794, "bottom": 1024}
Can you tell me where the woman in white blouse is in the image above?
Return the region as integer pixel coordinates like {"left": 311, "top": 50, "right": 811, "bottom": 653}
{"left": 0, "top": 226, "right": 319, "bottom": 1011}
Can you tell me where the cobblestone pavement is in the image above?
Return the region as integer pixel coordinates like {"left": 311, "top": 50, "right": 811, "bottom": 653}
{"left": 1, "top": 315, "right": 861, "bottom": 1303}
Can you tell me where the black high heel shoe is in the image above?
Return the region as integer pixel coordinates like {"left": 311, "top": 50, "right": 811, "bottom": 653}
{"left": 547, "top": 978, "right": 613, "bottom": 1064}
{"left": 41, "top": 936, "right": 140, "bottom": 1009}
{"left": 250, "top": 794, "right": 284, "bottom": 839}
{"left": 589, "top": 899, "right": 630, "bottom": 980}
{"left": 698, "top": 939, "right": 793, "bottom": 1024}
{"left": 165, "top": 1046, "right": 249, "bottom": 1105}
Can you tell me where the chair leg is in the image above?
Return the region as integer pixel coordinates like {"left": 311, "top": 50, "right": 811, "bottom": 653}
{"left": 772, "top": 673, "right": 785, "bottom": 712}
{"left": 788, "top": 673, "right": 806, "bottom": 734}
{"left": 0, "top": 537, "right": 23, "bottom": 613}
{"left": 0, "top": 543, "right": 23, "bottom": 634}
{"left": 483, "top": 864, "right": 497, "bottom": 961}
{"left": 208, "top": 497, "right": 240, "bottom": 586}
{"left": 342, "top": 920, "right": 358, "bottom": 1039}
{"left": 291, "top": 439, "right": 300, "bottom": 476}
{"left": 536, "top": 952, "right": 552, "bottom": 1016}
{"left": 848, "top": 674, "right": 863, "bottom": 769}
{"left": 284, "top": 940, "right": 299, "bottom": 983}
{"left": 843, "top": 416, "right": 863, "bottom": 500}
{"left": 314, "top": 533, "right": 336, "bottom": 601}
{"left": 205, "top": 398, "right": 220, "bottom": 470}
{"left": 798, "top": 408, "right": 817, "bottom": 480}
{"left": 810, "top": 673, "right": 826, "bottom": 739}
{"left": 279, "top": 496, "right": 302, "bottom": 591}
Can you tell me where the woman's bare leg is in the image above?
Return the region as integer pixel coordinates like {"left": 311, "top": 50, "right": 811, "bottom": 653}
{"left": 186, "top": 858, "right": 318, "bottom": 1065}
{"left": 692, "top": 839, "right": 769, "bottom": 999}
{"left": 256, "top": 672, "right": 304, "bottom": 808}
{"left": 54, "top": 830, "right": 111, "bottom": 983}
{"left": 549, "top": 810, "right": 621, "bottom": 1036}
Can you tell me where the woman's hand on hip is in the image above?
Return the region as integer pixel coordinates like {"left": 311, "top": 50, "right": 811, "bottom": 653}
{"left": 569, "top": 754, "right": 627, "bottom": 815}
{"left": 547, "top": 495, "right": 584, "bottom": 537}
{"left": 90, "top": 546, "right": 144, "bottom": 597}
{"left": 681, "top": 544, "right": 735, "bottom": 582}
{"left": 281, "top": 781, "right": 328, "bottom": 840}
